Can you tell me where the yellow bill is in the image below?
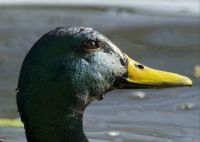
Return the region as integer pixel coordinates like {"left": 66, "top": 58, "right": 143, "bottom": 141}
{"left": 125, "top": 55, "right": 192, "bottom": 88}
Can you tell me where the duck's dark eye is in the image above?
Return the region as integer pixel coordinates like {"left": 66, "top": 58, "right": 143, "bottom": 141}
{"left": 135, "top": 64, "right": 144, "bottom": 69}
{"left": 95, "top": 41, "right": 100, "bottom": 48}
{"left": 85, "top": 40, "right": 99, "bottom": 50}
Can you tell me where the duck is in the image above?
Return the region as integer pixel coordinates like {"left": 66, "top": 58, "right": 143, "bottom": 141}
{"left": 16, "top": 26, "right": 192, "bottom": 142}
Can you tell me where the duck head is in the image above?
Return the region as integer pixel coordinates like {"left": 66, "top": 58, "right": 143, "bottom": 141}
{"left": 17, "top": 27, "right": 192, "bottom": 142}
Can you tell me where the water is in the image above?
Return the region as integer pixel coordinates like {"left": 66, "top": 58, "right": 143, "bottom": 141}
{"left": 0, "top": 3, "right": 199, "bottom": 142}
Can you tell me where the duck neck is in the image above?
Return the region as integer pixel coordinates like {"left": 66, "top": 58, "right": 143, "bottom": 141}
{"left": 24, "top": 108, "right": 88, "bottom": 142}
{"left": 66, "top": 110, "right": 88, "bottom": 142}
{"left": 64, "top": 108, "right": 88, "bottom": 142}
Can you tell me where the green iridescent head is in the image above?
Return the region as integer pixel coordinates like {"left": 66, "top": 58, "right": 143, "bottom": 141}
{"left": 17, "top": 27, "right": 192, "bottom": 142}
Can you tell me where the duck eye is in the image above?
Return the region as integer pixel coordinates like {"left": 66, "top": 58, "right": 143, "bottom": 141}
{"left": 85, "top": 40, "right": 98, "bottom": 50}
{"left": 95, "top": 41, "right": 100, "bottom": 48}
{"left": 135, "top": 64, "right": 144, "bottom": 69}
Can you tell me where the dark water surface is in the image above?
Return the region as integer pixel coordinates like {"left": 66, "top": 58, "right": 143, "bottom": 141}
{"left": 0, "top": 6, "right": 199, "bottom": 142}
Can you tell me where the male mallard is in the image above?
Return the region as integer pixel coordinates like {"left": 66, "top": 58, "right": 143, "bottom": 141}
{"left": 17, "top": 27, "right": 192, "bottom": 142}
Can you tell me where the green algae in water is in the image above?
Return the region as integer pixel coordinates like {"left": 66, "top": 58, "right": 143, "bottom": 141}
{"left": 194, "top": 65, "right": 200, "bottom": 78}
{"left": 0, "top": 118, "right": 23, "bottom": 128}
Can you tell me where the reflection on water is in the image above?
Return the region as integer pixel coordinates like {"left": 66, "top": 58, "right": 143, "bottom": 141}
{"left": 0, "top": 5, "right": 199, "bottom": 142}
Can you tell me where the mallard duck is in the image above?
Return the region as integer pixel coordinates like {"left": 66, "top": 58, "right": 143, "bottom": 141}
{"left": 17, "top": 26, "right": 192, "bottom": 142}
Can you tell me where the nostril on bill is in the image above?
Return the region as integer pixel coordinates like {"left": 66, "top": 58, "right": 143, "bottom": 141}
{"left": 135, "top": 64, "right": 144, "bottom": 69}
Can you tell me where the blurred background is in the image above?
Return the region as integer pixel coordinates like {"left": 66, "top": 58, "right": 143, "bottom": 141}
{"left": 0, "top": 0, "right": 199, "bottom": 142}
